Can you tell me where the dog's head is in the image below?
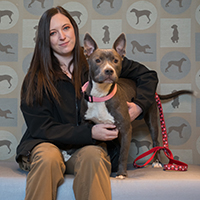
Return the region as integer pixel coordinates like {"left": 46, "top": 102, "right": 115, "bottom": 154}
{"left": 171, "top": 24, "right": 178, "bottom": 29}
{"left": 83, "top": 33, "right": 126, "bottom": 84}
{"left": 7, "top": 45, "right": 12, "bottom": 49}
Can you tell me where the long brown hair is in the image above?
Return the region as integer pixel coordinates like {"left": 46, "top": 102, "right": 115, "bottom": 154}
{"left": 21, "top": 6, "right": 87, "bottom": 106}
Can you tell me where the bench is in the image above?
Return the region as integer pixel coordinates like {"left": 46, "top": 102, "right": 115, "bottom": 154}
{"left": 1, "top": 161, "right": 200, "bottom": 200}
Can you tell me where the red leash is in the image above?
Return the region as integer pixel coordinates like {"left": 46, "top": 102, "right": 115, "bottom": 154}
{"left": 133, "top": 93, "right": 188, "bottom": 171}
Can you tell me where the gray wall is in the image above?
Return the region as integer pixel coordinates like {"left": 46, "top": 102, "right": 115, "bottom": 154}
{"left": 0, "top": 0, "right": 200, "bottom": 165}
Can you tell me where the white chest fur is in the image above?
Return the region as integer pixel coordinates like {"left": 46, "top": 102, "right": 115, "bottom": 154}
{"left": 84, "top": 81, "right": 115, "bottom": 124}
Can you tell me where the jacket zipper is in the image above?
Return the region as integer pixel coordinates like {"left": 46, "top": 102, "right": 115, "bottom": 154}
{"left": 75, "top": 96, "right": 79, "bottom": 126}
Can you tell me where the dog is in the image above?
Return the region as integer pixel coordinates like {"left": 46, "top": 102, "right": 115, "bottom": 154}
{"left": 28, "top": 0, "right": 45, "bottom": 8}
{"left": 165, "top": 0, "right": 183, "bottom": 7}
{"left": 102, "top": 25, "right": 110, "bottom": 44}
{"left": 165, "top": 57, "right": 186, "bottom": 73}
{"left": 131, "top": 40, "right": 153, "bottom": 54}
{"left": 81, "top": 33, "right": 193, "bottom": 178}
{"left": 0, "top": 108, "right": 14, "bottom": 119}
{"left": 0, "top": 10, "right": 13, "bottom": 24}
{"left": 131, "top": 138, "right": 151, "bottom": 155}
{"left": 67, "top": 10, "right": 82, "bottom": 25}
{"left": 171, "top": 90, "right": 180, "bottom": 108}
{"left": 171, "top": 24, "right": 179, "bottom": 43}
{"left": 0, "top": 42, "right": 14, "bottom": 54}
{"left": 0, "top": 74, "right": 13, "bottom": 88}
{"left": 0, "top": 140, "right": 12, "bottom": 154}
{"left": 97, "top": 0, "right": 114, "bottom": 8}
{"left": 33, "top": 25, "right": 38, "bottom": 42}
{"left": 168, "top": 123, "right": 187, "bottom": 138}
{"left": 130, "top": 8, "right": 151, "bottom": 25}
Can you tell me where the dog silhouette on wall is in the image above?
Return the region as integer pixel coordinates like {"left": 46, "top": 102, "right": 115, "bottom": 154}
{"left": 171, "top": 90, "right": 180, "bottom": 108}
{"left": 97, "top": 0, "right": 114, "bottom": 8}
{"left": 33, "top": 25, "right": 38, "bottom": 42}
{"left": 0, "top": 140, "right": 12, "bottom": 154}
{"left": 131, "top": 138, "right": 151, "bottom": 155}
{"left": 102, "top": 25, "right": 110, "bottom": 44}
{"left": 165, "top": 0, "right": 183, "bottom": 8}
{"left": 0, "top": 108, "right": 14, "bottom": 119}
{"left": 131, "top": 40, "right": 153, "bottom": 54}
{"left": 165, "top": 58, "right": 186, "bottom": 73}
{"left": 168, "top": 123, "right": 187, "bottom": 138}
{"left": 0, "top": 74, "right": 13, "bottom": 88}
{"left": 130, "top": 8, "right": 151, "bottom": 25}
{"left": 28, "top": 0, "right": 45, "bottom": 8}
{"left": 174, "top": 155, "right": 180, "bottom": 160}
{"left": 171, "top": 24, "right": 179, "bottom": 43}
{"left": 0, "top": 42, "right": 14, "bottom": 54}
{"left": 0, "top": 10, "right": 13, "bottom": 24}
{"left": 67, "top": 10, "right": 82, "bottom": 25}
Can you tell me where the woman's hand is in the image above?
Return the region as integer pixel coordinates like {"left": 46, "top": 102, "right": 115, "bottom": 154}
{"left": 127, "top": 102, "right": 142, "bottom": 121}
{"left": 92, "top": 124, "right": 119, "bottom": 141}
{"left": 91, "top": 102, "right": 142, "bottom": 141}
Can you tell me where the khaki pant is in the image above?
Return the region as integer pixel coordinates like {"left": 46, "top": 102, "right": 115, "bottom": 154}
{"left": 19, "top": 143, "right": 112, "bottom": 200}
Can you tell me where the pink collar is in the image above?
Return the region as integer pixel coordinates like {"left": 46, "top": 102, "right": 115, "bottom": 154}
{"left": 82, "top": 81, "right": 117, "bottom": 102}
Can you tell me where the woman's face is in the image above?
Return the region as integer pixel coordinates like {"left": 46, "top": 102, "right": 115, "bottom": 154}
{"left": 49, "top": 13, "right": 76, "bottom": 59}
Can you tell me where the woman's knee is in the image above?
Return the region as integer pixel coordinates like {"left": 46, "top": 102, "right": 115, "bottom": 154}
{"left": 30, "top": 143, "right": 65, "bottom": 172}
{"left": 76, "top": 145, "right": 111, "bottom": 170}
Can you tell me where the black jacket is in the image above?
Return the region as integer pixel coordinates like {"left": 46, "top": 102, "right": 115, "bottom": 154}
{"left": 16, "top": 57, "right": 158, "bottom": 171}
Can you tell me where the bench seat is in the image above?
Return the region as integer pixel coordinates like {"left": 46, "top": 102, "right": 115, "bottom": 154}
{"left": 0, "top": 161, "right": 200, "bottom": 200}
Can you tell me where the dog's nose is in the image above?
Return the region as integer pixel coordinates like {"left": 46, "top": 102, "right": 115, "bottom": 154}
{"left": 105, "top": 69, "right": 114, "bottom": 75}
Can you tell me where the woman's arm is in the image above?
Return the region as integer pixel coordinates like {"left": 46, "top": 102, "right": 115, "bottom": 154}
{"left": 120, "top": 57, "right": 158, "bottom": 119}
{"left": 21, "top": 95, "right": 94, "bottom": 149}
{"left": 21, "top": 92, "right": 119, "bottom": 149}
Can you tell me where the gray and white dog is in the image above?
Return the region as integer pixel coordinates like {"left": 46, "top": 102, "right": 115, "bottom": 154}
{"left": 81, "top": 33, "right": 193, "bottom": 179}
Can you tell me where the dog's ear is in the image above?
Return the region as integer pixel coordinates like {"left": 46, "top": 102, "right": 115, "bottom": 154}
{"left": 113, "top": 33, "right": 126, "bottom": 58}
{"left": 84, "top": 33, "right": 98, "bottom": 59}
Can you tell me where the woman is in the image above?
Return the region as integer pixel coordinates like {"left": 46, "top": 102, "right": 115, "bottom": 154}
{"left": 16, "top": 6, "right": 158, "bottom": 200}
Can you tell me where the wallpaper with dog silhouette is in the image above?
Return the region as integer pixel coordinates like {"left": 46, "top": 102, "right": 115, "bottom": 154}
{"left": 0, "top": 0, "right": 200, "bottom": 165}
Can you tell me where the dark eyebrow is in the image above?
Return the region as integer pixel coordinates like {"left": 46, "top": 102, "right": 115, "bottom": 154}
{"left": 50, "top": 23, "right": 71, "bottom": 32}
{"left": 62, "top": 23, "right": 71, "bottom": 28}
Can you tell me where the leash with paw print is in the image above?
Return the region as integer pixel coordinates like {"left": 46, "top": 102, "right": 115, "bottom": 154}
{"left": 133, "top": 93, "right": 188, "bottom": 171}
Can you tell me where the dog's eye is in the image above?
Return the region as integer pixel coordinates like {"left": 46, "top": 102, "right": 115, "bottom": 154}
{"left": 95, "top": 59, "right": 101, "bottom": 63}
{"left": 114, "top": 59, "right": 118, "bottom": 63}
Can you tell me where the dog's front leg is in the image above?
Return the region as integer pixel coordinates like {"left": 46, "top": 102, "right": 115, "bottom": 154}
{"left": 116, "top": 126, "right": 132, "bottom": 179}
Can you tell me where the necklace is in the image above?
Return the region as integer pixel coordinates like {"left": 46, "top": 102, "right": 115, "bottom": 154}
{"left": 61, "top": 65, "right": 72, "bottom": 78}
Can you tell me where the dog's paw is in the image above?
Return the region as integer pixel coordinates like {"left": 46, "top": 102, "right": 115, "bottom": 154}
{"left": 116, "top": 175, "right": 126, "bottom": 179}
{"left": 152, "top": 160, "right": 163, "bottom": 168}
